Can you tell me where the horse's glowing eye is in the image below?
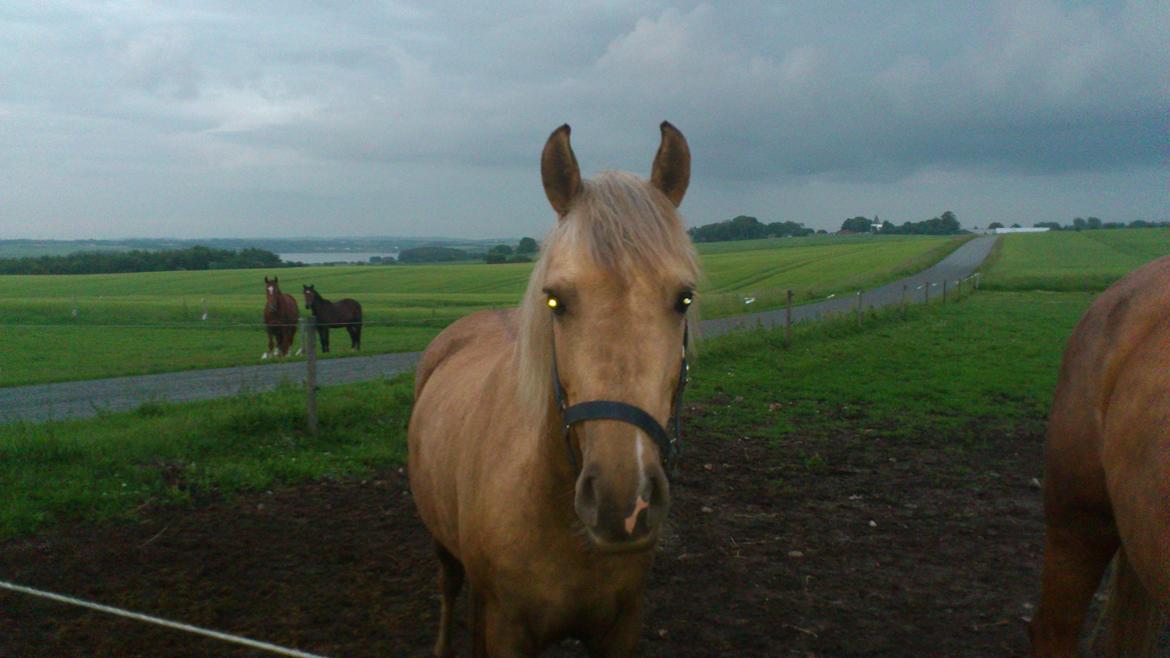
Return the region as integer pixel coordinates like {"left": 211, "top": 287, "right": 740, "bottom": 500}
{"left": 676, "top": 292, "right": 694, "bottom": 313}
{"left": 547, "top": 295, "right": 565, "bottom": 314}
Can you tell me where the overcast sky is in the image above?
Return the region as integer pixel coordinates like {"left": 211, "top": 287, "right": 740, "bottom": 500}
{"left": 2, "top": 1, "right": 1166, "bottom": 240}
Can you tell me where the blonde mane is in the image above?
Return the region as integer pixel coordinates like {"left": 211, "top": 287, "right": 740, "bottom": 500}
{"left": 515, "top": 171, "right": 700, "bottom": 423}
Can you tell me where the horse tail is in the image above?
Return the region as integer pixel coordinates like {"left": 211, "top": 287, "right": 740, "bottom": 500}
{"left": 1103, "top": 547, "right": 1164, "bottom": 657}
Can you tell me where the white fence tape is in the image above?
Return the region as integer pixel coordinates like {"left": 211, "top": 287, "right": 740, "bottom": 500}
{"left": 0, "top": 579, "right": 331, "bottom": 658}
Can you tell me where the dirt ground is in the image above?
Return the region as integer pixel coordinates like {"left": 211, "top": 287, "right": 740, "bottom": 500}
{"left": 0, "top": 401, "right": 1048, "bottom": 657}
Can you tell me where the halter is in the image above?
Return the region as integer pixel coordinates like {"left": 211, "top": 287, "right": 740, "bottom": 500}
{"left": 551, "top": 325, "right": 689, "bottom": 477}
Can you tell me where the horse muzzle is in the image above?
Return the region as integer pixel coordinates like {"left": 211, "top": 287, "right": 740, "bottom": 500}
{"left": 573, "top": 453, "right": 670, "bottom": 552}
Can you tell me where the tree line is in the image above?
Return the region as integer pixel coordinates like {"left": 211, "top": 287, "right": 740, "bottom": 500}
{"left": 990, "top": 218, "right": 1169, "bottom": 231}
{"left": 687, "top": 216, "right": 820, "bottom": 242}
{"left": 840, "top": 212, "right": 963, "bottom": 235}
{"left": 0, "top": 246, "right": 290, "bottom": 275}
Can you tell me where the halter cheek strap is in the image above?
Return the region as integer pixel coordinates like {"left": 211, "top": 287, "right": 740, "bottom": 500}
{"left": 551, "top": 326, "right": 689, "bottom": 477}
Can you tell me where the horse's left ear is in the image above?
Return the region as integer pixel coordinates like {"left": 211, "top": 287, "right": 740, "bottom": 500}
{"left": 650, "top": 121, "right": 690, "bottom": 207}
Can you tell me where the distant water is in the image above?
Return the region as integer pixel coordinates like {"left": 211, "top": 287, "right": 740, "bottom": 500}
{"left": 280, "top": 251, "right": 399, "bottom": 264}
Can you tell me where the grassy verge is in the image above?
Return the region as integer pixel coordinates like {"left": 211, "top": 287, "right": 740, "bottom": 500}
{"left": 980, "top": 228, "right": 1167, "bottom": 292}
{"left": 0, "top": 377, "right": 413, "bottom": 537}
{"left": 0, "top": 288, "right": 1092, "bottom": 540}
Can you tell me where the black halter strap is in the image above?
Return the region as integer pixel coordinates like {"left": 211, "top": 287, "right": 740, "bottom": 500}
{"left": 551, "top": 326, "right": 689, "bottom": 476}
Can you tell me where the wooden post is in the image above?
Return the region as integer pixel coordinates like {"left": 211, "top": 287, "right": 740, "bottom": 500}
{"left": 924, "top": 282, "right": 929, "bottom": 305}
{"left": 901, "top": 284, "right": 907, "bottom": 318}
{"left": 303, "top": 317, "right": 318, "bottom": 435}
{"left": 855, "top": 290, "right": 863, "bottom": 327}
{"left": 785, "top": 289, "right": 793, "bottom": 345}
{"left": 975, "top": 273, "right": 981, "bottom": 290}
{"left": 942, "top": 279, "right": 948, "bottom": 304}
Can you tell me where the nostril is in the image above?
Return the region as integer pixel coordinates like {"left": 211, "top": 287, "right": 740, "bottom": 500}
{"left": 575, "top": 474, "right": 599, "bottom": 527}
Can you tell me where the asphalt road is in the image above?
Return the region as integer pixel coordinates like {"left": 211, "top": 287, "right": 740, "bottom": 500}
{"left": 0, "top": 236, "right": 996, "bottom": 424}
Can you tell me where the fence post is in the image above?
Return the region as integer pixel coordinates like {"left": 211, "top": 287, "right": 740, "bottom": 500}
{"left": 942, "top": 279, "right": 947, "bottom": 304}
{"left": 901, "top": 283, "right": 908, "bottom": 318}
{"left": 975, "top": 273, "right": 981, "bottom": 290}
{"left": 785, "top": 289, "right": 793, "bottom": 345}
{"left": 855, "top": 290, "right": 863, "bottom": 327}
{"left": 303, "top": 317, "right": 318, "bottom": 435}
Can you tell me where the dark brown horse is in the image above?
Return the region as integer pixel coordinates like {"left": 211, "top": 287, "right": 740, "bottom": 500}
{"left": 302, "top": 284, "right": 362, "bottom": 353}
{"left": 409, "top": 123, "right": 698, "bottom": 656}
{"left": 1030, "top": 255, "right": 1170, "bottom": 657}
{"left": 262, "top": 276, "right": 298, "bottom": 359}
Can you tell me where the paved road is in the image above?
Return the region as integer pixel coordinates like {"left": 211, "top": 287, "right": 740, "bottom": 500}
{"left": 0, "top": 236, "right": 996, "bottom": 424}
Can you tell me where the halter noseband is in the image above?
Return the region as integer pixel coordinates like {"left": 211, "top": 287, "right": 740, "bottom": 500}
{"left": 551, "top": 325, "right": 689, "bottom": 477}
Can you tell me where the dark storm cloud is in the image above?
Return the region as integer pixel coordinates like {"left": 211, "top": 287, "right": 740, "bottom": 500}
{"left": 0, "top": 1, "right": 1165, "bottom": 238}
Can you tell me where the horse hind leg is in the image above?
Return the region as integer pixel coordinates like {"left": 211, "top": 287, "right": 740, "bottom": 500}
{"left": 348, "top": 324, "right": 361, "bottom": 350}
{"left": 433, "top": 542, "right": 465, "bottom": 657}
{"left": 1030, "top": 518, "right": 1119, "bottom": 657}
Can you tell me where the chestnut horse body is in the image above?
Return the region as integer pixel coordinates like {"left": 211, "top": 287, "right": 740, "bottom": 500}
{"left": 408, "top": 123, "right": 698, "bottom": 656}
{"left": 1031, "top": 255, "right": 1170, "bottom": 656}
{"left": 262, "top": 276, "right": 298, "bottom": 358}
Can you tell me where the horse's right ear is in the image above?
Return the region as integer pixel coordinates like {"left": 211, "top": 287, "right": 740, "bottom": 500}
{"left": 650, "top": 121, "right": 690, "bottom": 207}
{"left": 541, "top": 124, "right": 581, "bottom": 218}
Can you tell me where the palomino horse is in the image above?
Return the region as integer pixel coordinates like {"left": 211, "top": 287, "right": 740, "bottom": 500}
{"left": 408, "top": 122, "right": 698, "bottom": 656}
{"left": 302, "top": 284, "right": 362, "bottom": 353}
{"left": 262, "top": 276, "right": 298, "bottom": 358}
{"left": 1030, "top": 255, "right": 1170, "bottom": 657}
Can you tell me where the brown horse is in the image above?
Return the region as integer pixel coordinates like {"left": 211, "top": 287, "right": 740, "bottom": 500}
{"left": 1030, "top": 255, "right": 1170, "bottom": 657}
{"left": 262, "top": 276, "right": 298, "bottom": 358}
{"left": 302, "top": 284, "right": 362, "bottom": 353}
{"left": 408, "top": 122, "right": 698, "bottom": 656}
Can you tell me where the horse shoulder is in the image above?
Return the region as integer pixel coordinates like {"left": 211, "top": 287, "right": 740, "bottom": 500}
{"left": 414, "top": 309, "right": 518, "bottom": 399}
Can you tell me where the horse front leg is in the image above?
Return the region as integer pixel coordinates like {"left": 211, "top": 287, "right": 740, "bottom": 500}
{"left": 318, "top": 326, "right": 330, "bottom": 353}
{"left": 481, "top": 597, "right": 537, "bottom": 658}
{"left": 587, "top": 595, "right": 644, "bottom": 658}
{"left": 264, "top": 328, "right": 276, "bottom": 359}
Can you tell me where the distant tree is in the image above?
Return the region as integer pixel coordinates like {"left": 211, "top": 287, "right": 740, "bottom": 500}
{"left": 1011, "top": 223, "right": 1022, "bottom": 228}
{"left": 1072, "top": 217, "right": 1087, "bottom": 231}
{"left": 1033, "top": 222, "right": 1061, "bottom": 230}
{"left": 879, "top": 221, "right": 895, "bottom": 233}
{"left": 988, "top": 222, "right": 1004, "bottom": 230}
{"left": 840, "top": 216, "right": 874, "bottom": 233}
{"left": 816, "top": 229, "right": 827, "bottom": 235}
{"left": 1128, "top": 220, "right": 1153, "bottom": 229}
{"left": 489, "top": 244, "right": 513, "bottom": 256}
{"left": 517, "top": 237, "right": 538, "bottom": 254}
{"left": 397, "top": 246, "right": 473, "bottom": 263}
{"left": 509, "top": 254, "right": 532, "bottom": 263}
{"left": 1086, "top": 217, "right": 1102, "bottom": 230}
{"left": 1102, "top": 222, "right": 1125, "bottom": 229}
{"left": 484, "top": 253, "right": 507, "bottom": 264}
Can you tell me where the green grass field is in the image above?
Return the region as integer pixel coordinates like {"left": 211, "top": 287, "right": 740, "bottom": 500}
{"left": 0, "top": 234, "right": 963, "bottom": 386}
{"left": 980, "top": 227, "right": 1168, "bottom": 291}
{"left": 0, "top": 288, "right": 1091, "bottom": 539}
{"left": 10, "top": 227, "right": 1164, "bottom": 538}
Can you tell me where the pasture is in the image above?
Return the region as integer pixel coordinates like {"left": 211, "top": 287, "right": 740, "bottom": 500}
{"left": 1, "top": 229, "right": 1163, "bottom": 655}
{"left": 0, "top": 234, "right": 961, "bottom": 386}
{"left": 980, "top": 227, "right": 1168, "bottom": 291}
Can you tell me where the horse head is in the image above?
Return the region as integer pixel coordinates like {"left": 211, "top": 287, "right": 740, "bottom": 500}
{"left": 302, "top": 284, "right": 317, "bottom": 310}
{"left": 532, "top": 122, "right": 695, "bottom": 553}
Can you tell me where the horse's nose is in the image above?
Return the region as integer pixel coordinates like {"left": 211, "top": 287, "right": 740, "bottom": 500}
{"left": 574, "top": 460, "right": 669, "bottom": 549}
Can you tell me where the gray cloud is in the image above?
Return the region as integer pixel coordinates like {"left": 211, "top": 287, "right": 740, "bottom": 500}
{"left": 0, "top": 1, "right": 1165, "bottom": 239}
